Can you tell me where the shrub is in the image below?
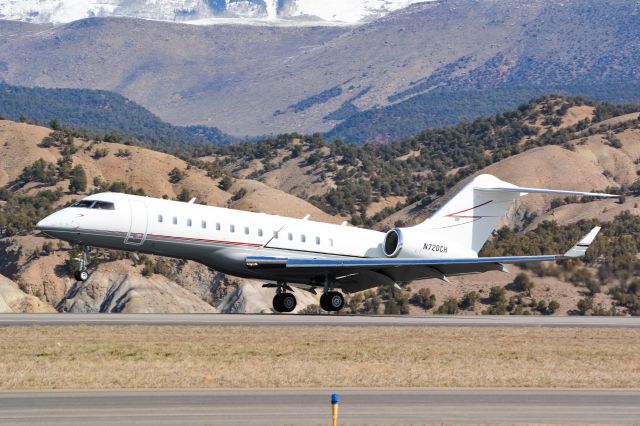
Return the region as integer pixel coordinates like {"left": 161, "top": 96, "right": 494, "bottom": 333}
{"left": 298, "top": 304, "right": 323, "bottom": 314}
{"left": 547, "top": 300, "right": 560, "bottom": 314}
{"left": 483, "top": 301, "right": 508, "bottom": 315}
{"left": 435, "top": 298, "right": 459, "bottom": 315}
{"left": 489, "top": 286, "right": 506, "bottom": 303}
{"left": 513, "top": 273, "right": 534, "bottom": 295}
{"left": 93, "top": 147, "right": 109, "bottom": 159}
{"left": 409, "top": 288, "right": 436, "bottom": 310}
{"left": 68, "top": 165, "right": 87, "bottom": 194}
{"left": 577, "top": 297, "right": 593, "bottom": 315}
{"left": 218, "top": 175, "right": 233, "bottom": 191}
{"left": 169, "top": 167, "right": 186, "bottom": 183}
{"left": 177, "top": 188, "right": 192, "bottom": 202}
{"left": 459, "top": 291, "right": 480, "bottom": 310}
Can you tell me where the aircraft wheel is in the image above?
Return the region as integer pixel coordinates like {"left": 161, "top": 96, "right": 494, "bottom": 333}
{"left": 280, "top": 293, "right": 297, "bottom": 313}
{"left": 272, "top": 294, "right": 284, "bottom": 313}
{"left": 320, "top": 291, "right": 344, "bottom": 312}
{"left": 320, "top": 293, "right": 331, "bottom": 311}
{"left": 74, "top": 270, "right": 89, "bottom": 282}
{"left": 327, "top": 291, "right": 344, "bottom": 311}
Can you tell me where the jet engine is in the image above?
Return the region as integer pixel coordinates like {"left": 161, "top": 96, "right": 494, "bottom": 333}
{"left": 383, "top": 228, "right": 403, "bottom": 257}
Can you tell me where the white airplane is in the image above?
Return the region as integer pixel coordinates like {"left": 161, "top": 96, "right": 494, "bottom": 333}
{"left": 36, "top": 174, "right": 615, "bottom": 313}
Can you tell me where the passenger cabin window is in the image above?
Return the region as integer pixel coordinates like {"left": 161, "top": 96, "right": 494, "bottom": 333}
{"left": 273, "top": 231, "right": 278, "bottom": 239}
{"left": 187, "top": 219, "right": 192, "bottom": 227}
{"left": 172, "top": 217, "right": 178, "bottom": 225}
{"left": 288, "top": 233, "right": 293, "bottom": 241}
{"left": 301, "top": 235, "right": 306, "bottom": 243}
{"left": 316, "top": 237, "right": 320, "bottom": 245}
{"left": 201, "top": 220, "right": 207, "bottom": 229}
{"left": 329, "top": 238, "right": 334, "bottom": 247}
{"left": 230, "top": 224, "right": 235, "bottom": 233}
{"left": 258, "top": 229, "right": 263, "bottom": 237}
{"left": 158, "top": 214, "right": 163, "bottom": 223}
{"left": 216, "top": 223, "right": 221, "bottom": 231}
{"left": 244, "top": 226, "right": 249, "bottom": 235}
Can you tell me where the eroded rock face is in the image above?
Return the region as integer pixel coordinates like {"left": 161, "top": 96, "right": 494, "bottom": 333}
{"left": 57, "top": 260, "right": 216, "bottom": 313}
{"left": 0, "top": 274, "right": 55, "bottom": 313}
{"left": 218, "top": 280, "right": 319, "bottom": 314}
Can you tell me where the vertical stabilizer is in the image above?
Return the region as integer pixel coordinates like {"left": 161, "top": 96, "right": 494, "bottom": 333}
{"left": 411, "top": 175, "right": 521, "bottom": 253}
{"left": 409, "top": 174, "right": 617, "bottom": 254}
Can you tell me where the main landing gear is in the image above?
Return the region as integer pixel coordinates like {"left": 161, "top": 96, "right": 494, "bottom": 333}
{"left": 269, "top": 280, "right": 345, "bottom": 313}
{"left": 73, "top": 245, "right": 91, "bottom": 282}
{"left": 272, "top": 282, "right": 297, "bottom": 313}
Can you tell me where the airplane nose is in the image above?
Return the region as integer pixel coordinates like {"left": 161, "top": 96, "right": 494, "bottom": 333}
{"left": 36, "top": 216, "right": 53, "bottom": 230}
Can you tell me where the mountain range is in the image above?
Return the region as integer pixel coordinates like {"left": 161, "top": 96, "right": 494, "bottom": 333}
{"left": 1, "top": 0, "right": 639, "bottom": 142}
{"left": 0, "top": 0, "right": 426, "bottom": 24}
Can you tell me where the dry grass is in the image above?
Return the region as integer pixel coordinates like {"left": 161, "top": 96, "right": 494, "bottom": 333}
{"left": 0, "top": 326, "right": 638, "bottom": 389}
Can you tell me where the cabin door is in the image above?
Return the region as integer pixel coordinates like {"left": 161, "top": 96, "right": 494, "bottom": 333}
{"left": 124, "top": 199, "right": 148, "bottom": 246}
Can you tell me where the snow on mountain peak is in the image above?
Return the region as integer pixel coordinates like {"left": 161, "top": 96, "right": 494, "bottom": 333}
{"left": 0, "top": 0, "right": 430, "bottom": 25}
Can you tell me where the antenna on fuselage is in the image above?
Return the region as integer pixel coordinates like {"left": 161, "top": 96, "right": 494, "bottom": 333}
{"left": 188, "top": 198, "right": 197, "bottom": 204}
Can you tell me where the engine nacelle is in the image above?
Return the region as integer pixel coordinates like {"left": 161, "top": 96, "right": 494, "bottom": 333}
{"left": 383, "top": 228, "right": 403, "bottom": 257}
{"left": 383, "top": 227, "right": 455, "bottom": 258}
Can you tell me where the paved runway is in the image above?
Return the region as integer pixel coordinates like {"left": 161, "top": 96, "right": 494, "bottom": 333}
{"left": 0, "top": 388, "right": 638, "bottom": 425}
{"left": 0, "top": 313, "right": 639, "bottom": 327}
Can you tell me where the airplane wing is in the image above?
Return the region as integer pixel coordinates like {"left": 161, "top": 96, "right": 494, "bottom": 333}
{"left": 246, "top": 227, "right": 601, "bottom": 292}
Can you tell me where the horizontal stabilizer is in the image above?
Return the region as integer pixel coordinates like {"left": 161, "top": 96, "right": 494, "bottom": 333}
{"left": 564, "top": 226, "right": 602, "bottom": 258}
{"left": 476, "top": 186, "right": 619, "bottom": 198}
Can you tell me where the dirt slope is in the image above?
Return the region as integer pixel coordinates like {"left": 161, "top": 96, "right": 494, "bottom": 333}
{"left": 0, "top": 274, "right": 55, "bottom": 313}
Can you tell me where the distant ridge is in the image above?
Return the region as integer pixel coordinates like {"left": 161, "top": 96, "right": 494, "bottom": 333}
{"left": 0, "top": 83, "right": 236, "bottom": 149}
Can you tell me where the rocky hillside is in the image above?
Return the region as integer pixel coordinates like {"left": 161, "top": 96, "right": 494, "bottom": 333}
{"left": 0, "top": 0, "right": 639, "bottom": 139}
{"left": 2, "top": 96, "right": 640, "bottom": 315}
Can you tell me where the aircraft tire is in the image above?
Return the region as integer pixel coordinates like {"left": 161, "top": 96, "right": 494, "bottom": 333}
{"left": 328, "top": 291, "right": 344, "bottom": 311}
{"left": 74, "top": 270, "right": 89, "bottom": 282}
{"left": 272, "top": 294, "right": 284, "bottom": 313}
{"left": 319, "top": 293, "right": 331, "bottom": 311}
{"left": 320, "top": 292, "right": 344, "bottom": 312}
{"left": 280, "top": 293, "right": 297, "bottom": 313}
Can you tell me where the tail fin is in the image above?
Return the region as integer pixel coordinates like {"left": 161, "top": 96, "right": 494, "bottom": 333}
{"left": 410, "top": 174, "right": 617, "bottom": 254}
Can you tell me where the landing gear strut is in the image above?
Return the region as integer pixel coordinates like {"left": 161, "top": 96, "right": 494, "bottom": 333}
{"left": 272, "top": 282, "right": 297, "bottom": 313}
{"left": 73, "top": 245, "right": 91, "bottom": 282}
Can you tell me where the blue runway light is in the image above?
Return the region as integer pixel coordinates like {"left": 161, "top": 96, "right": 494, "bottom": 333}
{"left": 331, "top": 393, "right": 339, "bottom": 404}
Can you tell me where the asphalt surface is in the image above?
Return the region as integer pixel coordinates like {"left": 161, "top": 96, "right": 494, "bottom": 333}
{"left": 0, "top": 313, "right": 639, "bottom": 327}
{"left": 0, "top": 388, "right": 638, "bottom": 425}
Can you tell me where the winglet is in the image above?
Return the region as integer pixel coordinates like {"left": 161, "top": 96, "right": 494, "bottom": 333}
{"left": 563, "top": 226, "right": 601, "bottom": 258}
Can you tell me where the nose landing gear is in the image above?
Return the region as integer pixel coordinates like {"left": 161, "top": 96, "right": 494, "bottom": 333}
{"left": 73, "top": 245, "right": 91, "bottom": 282}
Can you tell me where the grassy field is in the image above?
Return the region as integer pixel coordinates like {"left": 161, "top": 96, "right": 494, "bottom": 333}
{"left": 0, "top": 326, "right": 638, "bottom": 389}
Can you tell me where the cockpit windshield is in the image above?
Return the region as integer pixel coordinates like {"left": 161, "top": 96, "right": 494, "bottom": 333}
{"left": 71, "top": 200, "right": 115, "bottom": 210}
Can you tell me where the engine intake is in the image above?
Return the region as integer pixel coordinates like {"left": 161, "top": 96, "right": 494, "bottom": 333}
{"left": 383, "top": 228, "right": 403, "bottom": 257}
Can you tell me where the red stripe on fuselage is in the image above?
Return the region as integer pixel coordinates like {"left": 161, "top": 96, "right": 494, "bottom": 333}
{"left": 148, "top": 233, "right": 263, "bottom": 248}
